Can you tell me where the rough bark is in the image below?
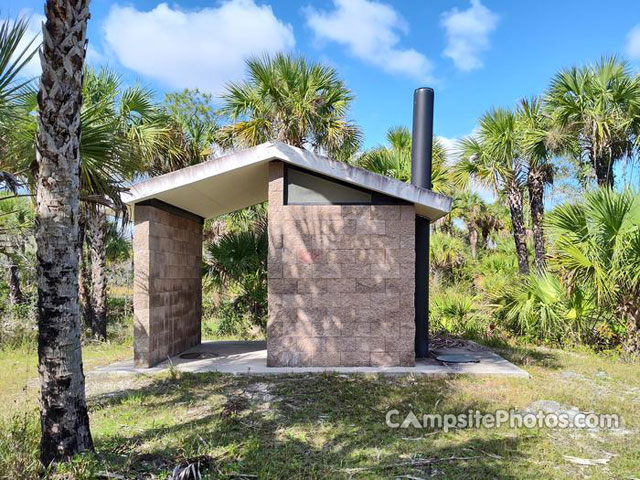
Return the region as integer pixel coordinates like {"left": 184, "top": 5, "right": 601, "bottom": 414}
{"left": 78, "top": 217, "right": 93, "bottom": 329}
{"left": 35, "top": 0, "right": 93, "bottom": 465}
{"left": 594, "top": 153, "right": 614, "bottom": 188}
{"left": 527, "top": 169, "right": 546, "bottom": 271}
{"left": 87, "top": 207, "right": 107, "bottom": 339}
{"left": 506, "top": 181, "right": 529, "bottom": 275}
{"left": 8, "top": 264, "right": 25, "bottom": 304}
{"left": 468, "top": 226, "right": 478, "bottom": 260}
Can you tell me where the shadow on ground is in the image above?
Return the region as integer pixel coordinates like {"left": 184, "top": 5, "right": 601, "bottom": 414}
{"left": 88, "top": 370, "right": 537, "bottom": 479}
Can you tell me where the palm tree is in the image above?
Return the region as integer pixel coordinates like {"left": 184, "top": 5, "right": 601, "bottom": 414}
{"left": 455, "top": 108, "right": 530, "bottom": 274}
{"left": 456, "top": 191, "right": 500, "bottom": 259}
{"left": 0, "top": 16, "right": 38, "bottom": 191}
{"left": 429, "top": 232, "right": 466, "bottom": 283}
{"left": 545, "top": 56, "right": 640, "bottom": 188}
{"left": 81, "top": 68, "right": 167, "bottom": 339}
{"left": 546, "top": 188, "right": 640, "bottom": 348}
{"left": 35, "top": 0, "right": 93, "bottom": 464}
{"left": 497, "top": 271, "right": 595, "bottom": 344}
{"left": 204, "top": 212, "right": 268, "bottom": 331}
{"left": 355, "top": 126, "right": 450, "bottom": 193}
{"left": 148, "top": 89, "right": 219, "bottom": 175}
{"left": 517, "top": 97, "right": 570, "bottom": 270}
{"left": 217, "top": 53, "right": 361, "bottom": 161}
{"left": 8, "top": 67, "right": 168, "bottom": 339}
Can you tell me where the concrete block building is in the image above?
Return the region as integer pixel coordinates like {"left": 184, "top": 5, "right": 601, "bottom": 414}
{"left": 125, "top": 142, "right": 451, "bottom": 368}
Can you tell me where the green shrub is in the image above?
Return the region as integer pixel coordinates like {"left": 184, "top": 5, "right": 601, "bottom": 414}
{"left": 0, "top": 410, "right": 42, "bottom": 479}
{"left": 494, "top": 271, "right": 597, "bottom": 344}
{"left": 0, "top": 301, "right": 37, "bottom": 349}
{"left": 430, "top": 288, "right": 486, "bottom": 337}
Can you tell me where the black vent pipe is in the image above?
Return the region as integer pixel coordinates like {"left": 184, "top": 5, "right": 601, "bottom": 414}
{"left": 411, "top": 87, "right": 434, "bottom": 359}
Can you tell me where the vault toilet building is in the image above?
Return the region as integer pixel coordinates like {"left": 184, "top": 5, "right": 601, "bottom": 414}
{"left": 125, "top": 89, "right": 451, "bottom": 368}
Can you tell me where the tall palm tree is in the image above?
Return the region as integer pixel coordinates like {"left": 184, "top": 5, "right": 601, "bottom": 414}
{"left": 35, "top": 0, "right": 93, "bottom": 464}
{"left": 217, "top": 53, "right": 361, "bottom": 161}
{"left": 355, "top": 126, "right": 450, "bottom": 193}
{"left": 517, "top": 97, "right": 570, "bottom": 270}
{"left": 9, "top": 67, "right": 168, "bottom": 339}
{"left": 455, "top": 108, "right": 530, "bottom": 274}
{"left": 545, "top": 56, "right": 640, "bottom": 188}
{"left": 81, "top": 68, "right": 167, "bottom": 339}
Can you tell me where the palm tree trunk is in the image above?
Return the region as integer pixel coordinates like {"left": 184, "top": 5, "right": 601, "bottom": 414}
{"left": 35, "top": 0, "right": 93, "bottom": 465}
{"left": 87, "top": 207, "right": 107, "bottom": 340}
{"left": 506, "top": 181, "right": 529, "bottom": 275}
{"left": 468, "top": 226, "right": 478, "bottom": 260}
{"left": 8, "top": 263, "right": 25, "bottom": 304}
{"left": 594, "top": 153, "right": 614, "bottom": 188}
{"left": 527, "top": 169, "right": 546, "bottom": 270}
{"left": 78, "top": 217, "right": 93, "bottom": 329}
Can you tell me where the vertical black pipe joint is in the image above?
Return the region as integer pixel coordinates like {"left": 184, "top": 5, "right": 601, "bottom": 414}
{"left": 411, "top": 87, "right": 434, "bottom": 359}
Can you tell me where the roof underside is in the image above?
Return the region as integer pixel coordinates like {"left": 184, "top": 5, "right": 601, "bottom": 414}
{"left": 124, "top": 142, "right": 452, "bottom": 221}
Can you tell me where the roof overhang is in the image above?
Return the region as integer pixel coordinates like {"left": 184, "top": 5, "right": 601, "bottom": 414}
{"left": 123, "top": 142, "right": 452, "bottom": 221}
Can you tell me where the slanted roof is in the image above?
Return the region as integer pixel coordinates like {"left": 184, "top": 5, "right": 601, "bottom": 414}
{"left": 124, "top": 141, "right": 452, "bottom": 220}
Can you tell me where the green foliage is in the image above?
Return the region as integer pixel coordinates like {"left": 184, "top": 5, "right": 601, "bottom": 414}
{"left": 495, "top": 271, "right": 596, "bottom": 344}
{"left": 0, "top": 300, "right": 37, "bottom": 348}
{"left": 204, "top": 213, "right": 268, "bottom": 335}
{"left": 217, "top": 53, "right": 361, "bottom": 161}
{"left": 104, "top": 220, "right": 131, "bottom": 263}
{"left": 431, "top": 287, "right": 485, "bottom": 337}
{"left": 150, "top": 89, "right": 219, "bottom": 175}
{"left": 546, "top": 188, "right": 640, "bottom": 309}
{"left": 0, "top": 410, "right": 42, "bottom": 479}
{"left": 430, "top": 232, "right": 468, "bottom": 283}
{"left": 545, "top": 56, "right": 640, "bottom": 186}
{"left": 355, "top": 126, "right": 450, "bottom": 194}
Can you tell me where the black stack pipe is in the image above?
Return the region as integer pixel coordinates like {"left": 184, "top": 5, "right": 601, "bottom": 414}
{"left": 411, "top": 87, "right": 434, "bottom": 359}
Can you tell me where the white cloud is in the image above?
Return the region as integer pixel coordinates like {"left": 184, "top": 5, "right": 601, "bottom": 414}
{"left": 626, "top": 24, "right": 640, "bottom": 59}
{"left": 436, "top": 135, "right": 457, "bottom": 164}
{"left": 441, "top": 0, "right": 499, "bottom": 72}
{"left": 304, "top": 0, "right": 433, "bottom": 81}
{"left": 102, "top": 1, "right": 295, "bottom": 94}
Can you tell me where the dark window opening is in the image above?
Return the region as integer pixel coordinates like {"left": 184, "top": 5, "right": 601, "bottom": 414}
{"left": 283, "top": 165, "right": 408, "bottom": 206}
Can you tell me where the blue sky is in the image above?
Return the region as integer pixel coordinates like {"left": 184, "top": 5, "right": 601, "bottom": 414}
{"left": 6, "top": 0, "right": 640, "bottom": 151}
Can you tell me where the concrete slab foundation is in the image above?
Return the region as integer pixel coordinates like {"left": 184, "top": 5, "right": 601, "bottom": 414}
{"left": 91, "top": 341, "right": 530, "bottom": 377}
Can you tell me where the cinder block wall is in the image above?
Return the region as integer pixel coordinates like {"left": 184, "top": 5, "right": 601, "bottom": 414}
{"left": 267, "top": 161, "right": 416, "bottom": 367}
{"left": 133, "top": 202, "right": 203, "bottom": 367}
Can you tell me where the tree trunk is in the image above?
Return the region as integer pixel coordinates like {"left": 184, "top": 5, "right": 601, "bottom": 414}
{"left": 594, "top": 153, "right": 614, "bottom": 188}
{"left": 8, "top": 263, "right": 25, "bottom": 305}
{"left": 87, "top": 207, "right": 107, "bottom": 340}
{"left": 527, "top": 169, "right": 546, "bottom": 270}
{"left": 589, "top": 123, "right": 614, "bottom": 188}
{"left": 78, "top": 217, "right": 93, "bottom": 329}
{"left": 481, "top": 226, "right": 491, "bottom": 249}
{"left": 506, "top": 181, "right": 529, "bottom": 275}
{"left": 468, "top": 226, "right": 478, "bottom": 260}
{"left": 35, "top": 0, "right": 93, "bottom": 465}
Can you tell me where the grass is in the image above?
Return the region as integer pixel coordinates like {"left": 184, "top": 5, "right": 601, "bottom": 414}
{"left": 1, "top": 338, "right": 638, "bottom": 479}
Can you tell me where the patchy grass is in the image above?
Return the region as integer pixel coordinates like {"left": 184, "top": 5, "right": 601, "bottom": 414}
{"left": 1, "top": 343, "right": 639, "bottom": 479}
{"left": 1, "top": 340, "right": 132, "bottom": 416}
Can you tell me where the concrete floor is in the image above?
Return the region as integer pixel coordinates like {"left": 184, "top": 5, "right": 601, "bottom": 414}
{"left": 91, "top": 340, "right": 530, "bottom": 377}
